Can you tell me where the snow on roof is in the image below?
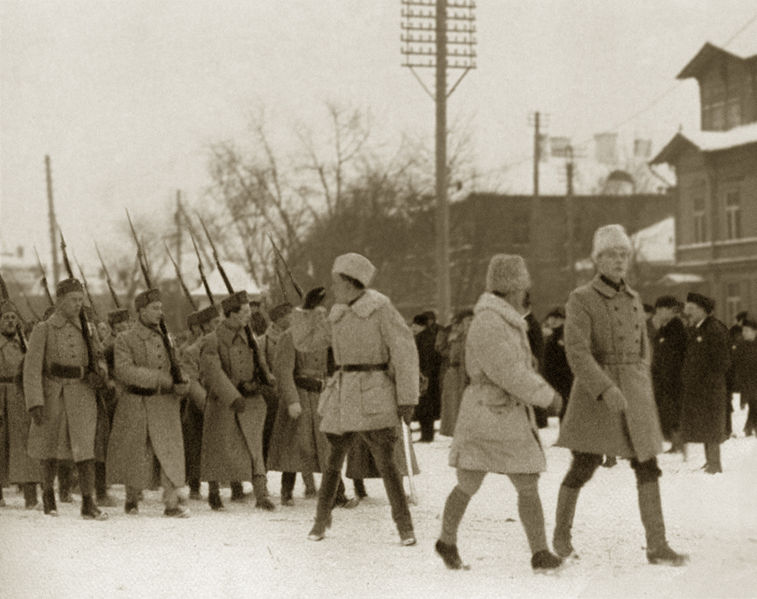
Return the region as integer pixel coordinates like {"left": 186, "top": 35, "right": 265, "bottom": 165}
{"left": 683, "top": 121, "right": 757, "bottom": 152}
{"left": 656, "top": 272, "right": 706, "bottom": 287}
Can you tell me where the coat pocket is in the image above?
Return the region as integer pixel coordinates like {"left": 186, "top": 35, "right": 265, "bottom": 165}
{"left": 359, "top": 372, "right": 395, "bottom": 415}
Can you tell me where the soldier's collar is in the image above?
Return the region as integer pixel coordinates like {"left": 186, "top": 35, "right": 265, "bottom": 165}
{"left": 328, "top": 289, "right": 389, "bottom": 322}
{"left": 134, "top": 319, "right": 159, "bottom": 339}
{"left": 47, "top": 311, "right": 81, "bottom": 329}
{"left": 592, "top": 274, "right": 635, "bottom": 299}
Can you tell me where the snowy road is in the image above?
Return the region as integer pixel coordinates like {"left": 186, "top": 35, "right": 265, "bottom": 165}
{"left": 3, "top": 409, "right": 756, "bottom": 599}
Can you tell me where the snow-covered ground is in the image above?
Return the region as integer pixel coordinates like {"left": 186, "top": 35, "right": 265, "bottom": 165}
{"left": 3, "top": 405, "right": 756, "bottom": 599}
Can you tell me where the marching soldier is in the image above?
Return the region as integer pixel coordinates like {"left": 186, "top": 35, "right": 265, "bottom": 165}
{"left": 553, "top": 225, "right": 687, "bottom": 566}
{"left": 268, "top": 306, "right": 330, "bottom": 506}
{"left": 200, "top": 290, "right": 275, "bottom": 512}
{"left": 680, "top": 292, "right": 730, "bottom": 473}
{"left": 260, "top": 302, "right": 290, "bottom": 466}
{"left": 23, "top": 278, "right": 108, "bottom": 520}
{"left": 107, "top": 289, "right": 190, "bottom": 517}
{"left": 292, "top": 252, "right": 419, "bottom": 545}
{"left": 0, "top": 300, "right": 41, "bottom": 509}
{"left": 180, "top": 305, "right": 220, "bottom": 500}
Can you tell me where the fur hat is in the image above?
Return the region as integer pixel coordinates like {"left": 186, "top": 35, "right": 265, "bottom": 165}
{"left": 56, "top": 278, "right": 83, "bottom": 298}
{"left": 546, "top": 306, "right": 565, "bottom": 320}
{"left": 186, "top": 305, "right": 219, "bottom": 329}
{"left": 107, "top": 308, "right": 130, "bottom": 328}
{"left": 591, "top": 224, "right": 632, "bottom": 261}
{"left": 268, "top": 302, "right": 293, "bottom": 323}
{"left": 221, "top": 290, "right": 249, "bottom": 315}
{"left": 332, "top": 253, "right": 376, "bottom": 287}
{"left": 134, "top": 288, "right": 161, "bottom": 311}
{"left": 686, "top": 292, "right": 715, "bottom": 314}
{"left": 485, "top": 254, "right": 531, "bottom": 295}
{"left": 654, "top": 295, "right": 680, "bottom": 310}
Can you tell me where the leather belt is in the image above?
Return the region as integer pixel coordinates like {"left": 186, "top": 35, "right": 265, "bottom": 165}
{"left": 48, "top": 363, "right": 86, "bottom": 379}
{"left": 336, "top": 363, "right": 388, "bottom": 372}
{"left": 294, "top": 376, "right": 325, "bottom": 393}
{"left": 126, "top": 385, "right": 160, "bottom": 396}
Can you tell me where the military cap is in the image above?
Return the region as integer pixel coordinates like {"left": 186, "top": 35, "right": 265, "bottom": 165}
{"left": 0, "top": 300, "right": 20, "bottom": 316}
{"left": 134, "top": 288, "right": 162, "bottom": 311}
{"left": 107, "top": 308, "right": 130, "bottom": 327}
{"left": 56, "top": 278, "right": 83, "bottom": 298}
{"left": 486, "top": 254, "right": 530, "bottom": 295}
{"left": 268, "top": 302, "right": 293, "bottom": 323}
{"left": 654, "top": 295, "right": 680, "bottom": 310}
{"left": 186, "top": 304, "right": 219, "bottom": 329}
{"left": 332, "top": 253, "right": 376, "bottom": 288}
{"left": 221, "top": 290, "right": 249, "bottom": 314}
{"left": 686, "top": 292, "right": 715, "bottom": 314}
{"left": 412, "top": 314, "right": 428, "bottom": 327}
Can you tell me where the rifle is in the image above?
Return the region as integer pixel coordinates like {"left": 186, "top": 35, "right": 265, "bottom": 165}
{"left": 126, "top": 210, "right": 185, "bottom": 385}
{"left": 199, "top": 216, "right": 271, "bottom": 386}
{"left": 0, "top": 272, "right": 27, "bottom": 353}
{"left": 164, "top": 242, "right": 198, "bottom": 310}
{"left": 268, "top": 234, "right": 303, "bottom": 300}
{"left": 95, "top": 243, "right": 121, "bottom": 309}
{"left": 33, "top": 246, "right": 55, "bottom": 307}
{"left": 59, "top": 230, "right": 103, "bottom": 389}
{"left": 189, "top": 228, "right": 214, "bottom": 306}
{"left": 74, "top": 253, "right": 100, "bottom": 321}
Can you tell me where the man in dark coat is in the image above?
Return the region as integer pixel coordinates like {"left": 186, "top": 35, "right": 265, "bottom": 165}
{"left": 680, "top": 292, "right": 730, "bottom": 474}
{"left": 651, "top": 296, "right": 687, "bottom": 453}
{"left": 542, "top": 307, "right": 572, "bottom": 421}
{"left": 730, "top": 318, "right": 757, "bottom": 436}
{"left": 524, "top": 293, "right": 548, "bottom": 429}
{"left": 413, "top": 313, "right": 441, "bottom": 442}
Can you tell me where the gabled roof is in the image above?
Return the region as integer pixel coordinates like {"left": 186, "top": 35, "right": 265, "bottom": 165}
{"left": 678, "top": 40, "right": 757, "bottom": 79}
{"left": 651, "top": 121, "right": 757, "bottom": 165}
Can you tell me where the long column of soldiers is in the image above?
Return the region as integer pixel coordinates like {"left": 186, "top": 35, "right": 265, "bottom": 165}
{"left": 5, "top": 219, "right": 753, "bottom": 572}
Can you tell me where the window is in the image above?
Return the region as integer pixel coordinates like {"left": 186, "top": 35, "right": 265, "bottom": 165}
{"left": 725, "top": 189, "right": 742, "bottom": 240}
{"left": 693, "top": 195, "right": 708, "bottom": 243}
{"left": 701, "top": 69, "right": 727, "bottom": 130}
{"left": 725, "top": 282, "right": 742, "bottom": 325}
{"left": 726, "top": 95, "right": 742, "bottom": 129}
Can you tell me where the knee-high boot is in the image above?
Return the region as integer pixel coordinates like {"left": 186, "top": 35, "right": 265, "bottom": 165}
{"left": 253, "top": 475, "right": 274, "bottom": 511}
{"left": 308, "top": 469, "right": 340, "bottom": 540}
{"left": 435, "top": 486, "right": 472, "bottom": 569}
{"left": 77, "top": 460, "right": 108, "bottom": 521}
{"left": 553, "top": 485, "right": 580, "bottom": 558}
{"left": 42, "top": 459, "right": 58, "bottom": 516}
{"left": 637, "top": 481, "right": 687, "bottom": 565}
{"left": 23, "top": 483, "right": 39, "bottom": 509}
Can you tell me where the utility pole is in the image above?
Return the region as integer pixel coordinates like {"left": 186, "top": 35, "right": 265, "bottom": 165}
{"left": 530, "top": 111, "right": 541, "bottom": 197}
{"left": 44, "top": 155, "right": 60, "bottom": 285}
{"left": 402, "top": 0, "right": 476, "bottom": 323}
{"left": 565, "top": 145, "right": 576, "bottom": 290}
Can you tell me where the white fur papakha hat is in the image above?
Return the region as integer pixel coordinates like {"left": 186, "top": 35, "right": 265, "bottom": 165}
{"left": 485, "top": 254, "right": 531, "bottom": 295}
{"left": 332, "top": 253, "right": 376, "bottom": 287}
{"left": 591, "top": 224, "right": 632, "bottom": 261}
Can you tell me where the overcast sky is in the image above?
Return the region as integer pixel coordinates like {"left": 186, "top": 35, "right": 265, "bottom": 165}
{"left": 2, "top": 0, "right": 756, "bottom": 269}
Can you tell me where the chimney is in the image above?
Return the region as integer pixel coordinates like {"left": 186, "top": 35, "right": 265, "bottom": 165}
{"left": 550, "top": 136, "right": 571, "bottom": 158}
{"left": 594, "top": 132, "right": 618, "bottom": 165}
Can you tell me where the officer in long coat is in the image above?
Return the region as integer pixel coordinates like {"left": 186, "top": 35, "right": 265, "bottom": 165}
{"left": 23, "top": 278, "right": 108, "bottom": 520}
{"left": 107, "top": 289, "right": 190, "bottom": 517}
{"left": 0, "top": 301, "right": 41, "bottom": 508}
{"left": 680, "top": 292, "right": 730, "bottom": 473}
{"left": 438, "top": 309, "right": 472, "bottom": 437}
{"left": 436, "top": 255, "right": 563, "bottom": 572}
{"left": 650, "top": 296, "right": 687, "bottom": 452}
{"left": 733, "top": 318, "right": 757, "bottom": 436}
{"left": 553, "top": 225, "right": 687, "bottom": 566}
{"left": 292, "top": 252, "right": 419, "bottom": 545}
{"left": 200, "top": 290, "right": 275, "bottom": 511}
{"left": 179, "top": 305, "right": 219, "bottom": 500}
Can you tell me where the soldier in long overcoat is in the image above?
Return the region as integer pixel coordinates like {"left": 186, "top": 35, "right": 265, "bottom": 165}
{"left": 680, "top": 292, "right": 730, "bottom": 473}
{"left": 292, "top": 252, "right": 419, "bottom": 545}
{"left": 107, "top": 289, "right": 190, "bottom": 517}
{"left": 553, "top": 225, "right": 686, "bottom": 566}
{"left": 0, "top": 301, "right": 41, "bottom": 508}
{"left": 23, "top": 278, "right": 108, "bottom": 520}
{"left": 200, "top": 290, "right": 275, "bottom": 511}
{"left": 650, "top": 296, "right": 687, "bottom": 451}
{"left": 435, "top": 255, "right": 562, "bottom": 572}
{"left": 179, "top": 305, "right": 219, "bottom": 500}
{"left": 438, "top": 309, "right": 472, "bottom": 437}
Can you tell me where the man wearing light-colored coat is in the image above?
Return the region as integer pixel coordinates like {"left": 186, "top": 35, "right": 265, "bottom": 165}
{"left": 292, "top": 252, "right": 419, "bottom": 545}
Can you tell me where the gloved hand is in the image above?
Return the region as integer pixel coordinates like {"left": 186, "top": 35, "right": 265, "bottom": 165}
{"left": 549, "top": 392, "right": 563, "bottom": 416}
{"left": 602, "top": 386, "right": 627, "bottom": 413}
{"left": 231, "top": 397, "right": 246, "bottom": 413}
{"left": 398, "top": 405, "right": 415, "bottom": 426}
{"left": 86, "top": 370, "right": 107, "bottom": 391}
{"left": 303, "top": 287, "right": 327, "bottom": 310}
{"left": 288, "top": 402, "right": 302, "bottom": 419}
{"left": 30, "top": 406, "right": 45, "bottom": 426}
{"left": 173, "top": 381, "right": 190, "bottom": 397}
